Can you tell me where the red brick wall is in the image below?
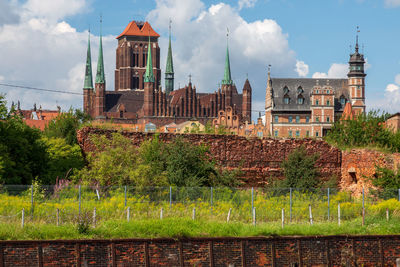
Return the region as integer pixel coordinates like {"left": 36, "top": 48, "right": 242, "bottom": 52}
{"left": 77, "top": 127, "right": 342, "bottom": 186}
{"left": 1, "top": 236, "right": 400, "bottom": 266}
{"left": 341, "top": 149, "right": 400, "bottom": 195}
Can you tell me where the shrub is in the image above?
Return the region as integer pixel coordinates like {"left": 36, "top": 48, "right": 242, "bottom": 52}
{"left": 279, "top": 146, "right": 320, "bottom": 190}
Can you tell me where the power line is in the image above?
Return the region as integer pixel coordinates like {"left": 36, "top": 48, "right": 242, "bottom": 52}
{"left": 0, "top": 83, "right": 83, "bottom": 96}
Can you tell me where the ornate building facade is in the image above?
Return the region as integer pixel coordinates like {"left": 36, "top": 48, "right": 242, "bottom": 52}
{"left": 83, "top": 21, "right": 252, "bottom": 126}
{"left": 264, "top": 36, "right": 366, "bottom": 138}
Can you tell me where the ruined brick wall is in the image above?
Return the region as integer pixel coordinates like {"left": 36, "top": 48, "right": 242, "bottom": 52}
{"left": 2, "top": 236, "right": 400, "bottom": 266}
{"left": 341, "top": 149, "right": 400, "bottom": 195}
{"left": 77, "top": 127, "right": 342, "bottom": 186}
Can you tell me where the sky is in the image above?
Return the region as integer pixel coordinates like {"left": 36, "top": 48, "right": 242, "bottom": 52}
{"left": 0, "top": 0, "right": 399, "bottom": 115}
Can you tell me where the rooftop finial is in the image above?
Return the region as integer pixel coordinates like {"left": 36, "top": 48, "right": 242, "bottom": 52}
{"left": 189, "top": 73, "right": 192, "bottom": 84}
{"left": 355, "top": 26, "right": 360, "bottom": 53}
{"left": 169, "top": 18, "right": 172, "bottom": 37}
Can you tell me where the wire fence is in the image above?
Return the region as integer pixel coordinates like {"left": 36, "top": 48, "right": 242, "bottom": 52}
{"left": 0, "top": 185, "right": 399, "bottom": 226}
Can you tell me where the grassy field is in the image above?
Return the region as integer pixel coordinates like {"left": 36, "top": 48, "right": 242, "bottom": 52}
{"left": 0, "top": 186, "right": 400, "bottom": 239}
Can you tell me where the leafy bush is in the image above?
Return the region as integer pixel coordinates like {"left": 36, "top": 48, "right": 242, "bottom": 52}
{"left": 325, "top": 110, "right": 399, "bottom": 152}
{"left": 279, "top": 146, "right": 320, "bottom": 190}
{"left": 370, "top": 165, "right": 400, "bottom": 199}
{"left": 76, "top": 133, "right": 240, "bottom": 187}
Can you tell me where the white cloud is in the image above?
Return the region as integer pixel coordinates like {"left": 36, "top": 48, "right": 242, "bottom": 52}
{"left": 386, "top": 83, "right": 399, "bottom": 92}
{"left": 148, "top": 0, "right": 301, "bottom": 107}
{"left": 384, "top": 0, "right": 400, "bottom": 8}
{"left": 0, "top": 75, "right": 4, "bottom": 81}
{"left": 238, "top": 0, "right": 257, "bottom": 10}
{"left": 295, "top": 60, "right": 309, "bottom": 77}
{"left": 0, "top": 0, "right": 115, "bottom": 111}
{"left": 312, "top": 63, "right": 348, "bottom": 78}
{"left": 22, "top": 0, "right": 87, "bottom": 21}
{"left": 379, "top": 74, "right": 400, "bottom": 112}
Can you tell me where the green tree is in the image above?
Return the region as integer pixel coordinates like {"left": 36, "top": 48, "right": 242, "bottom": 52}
{"left": 44, "top": 109, "right": 91, "bottom": 145}
{"left": 280, "top": 146, "right": 320, "bottom": 190}
{"left": 0, "top": 116, "right": 48, "bottom": 184}
{"left": 41, "top": 137, "right": 85, "bottom": 184}
{"left": 370, "top": 165, "right": 400, "bottom": 199}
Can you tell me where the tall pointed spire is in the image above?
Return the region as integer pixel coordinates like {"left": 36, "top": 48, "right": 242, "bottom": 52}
{"left": 222, "top": 28, "right": 232, "bottom": 85}
{"left": 95, "top": 15, "right": 105, "bottom": 84}
{"left": 165, "top": 19, "right": 174, "bottom": 95}
{"left": 83, "top": 29, "right": 94, "bottom": 89}
{"left": 144, "top": 35, "right": 155, "bottom": 83}
{"left": 355, "top": 26, "right": 360, "bottom": 53}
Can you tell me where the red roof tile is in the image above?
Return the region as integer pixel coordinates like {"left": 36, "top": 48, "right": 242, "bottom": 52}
{"left": 117, "top": 21, "right": 160, "bottom": 39}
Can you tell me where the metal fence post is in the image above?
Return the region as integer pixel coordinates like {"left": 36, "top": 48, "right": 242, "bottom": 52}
{"left": 78, "top": 185, "right": 81, "bottom": 216}
{"left": 124, "top": 186, "right": 127, "bottom": 207}
{"left": 327, "top": 188, "right": 330, "bottom": 221}
{"left": 169, "top": 186, "right": 172, "bottom": 208}
{"left": 211, "top": 187, "right": 213, "bottom": 213}
{"left": 398, "top": 188, "right": 399, "bottom": 202}
{"left": 251, "top": 187, "right": 254, "bottom": 214}
{"left": 31, "top": 184, "right": 34, "bottom": 216}
{"left": 289, "top": 188, "right": 292, "bottom": 222}
{"left": 362, "top": 187, "right": 365, "bottom": 226}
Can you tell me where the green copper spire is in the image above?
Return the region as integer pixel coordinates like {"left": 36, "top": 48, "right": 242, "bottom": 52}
{"left": 144, "top": 36, "right": 155, "bottom": 83}
{"left": 165, "top": 23, "right": 174, "bottom": 74}
{"left": 83, "top": 30, "right": 93, "bottom": 89}
{"left": 165, "top": 19, "right": 174, "bottom": 95}
{"left": 222, "top": 29, "right": 232, "bottom": 85}
{"left": 95, "top": 17, "right": 105, "bottom": 84}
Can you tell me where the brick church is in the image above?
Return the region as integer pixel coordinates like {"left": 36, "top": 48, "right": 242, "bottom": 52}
{"left": 264, "top": 34, "right": 366, "bottom": 138}
{"left": 83, "top": 21, "right": 252, "bottom": 126}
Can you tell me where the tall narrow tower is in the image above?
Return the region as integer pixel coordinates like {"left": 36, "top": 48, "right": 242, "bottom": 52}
{"left": 83, "top": 31, "right": 94, "bottom": 116}
{"left": 95, "top": 18, "right": 106, "bottom": 118}
{"left": 221, "top": 30, "right": 233, "bottom": 108}
{"left": 165, "top": 20, "right": 174, "bottom": 96}
{"left": 347, "top": 27, "right": 366, "bottom": 114}
{"left": 143, "top": 36, "right": 155, "bottom": 117}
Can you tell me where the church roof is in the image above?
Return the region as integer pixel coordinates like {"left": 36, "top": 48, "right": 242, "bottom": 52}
{"left": 270, "top": 78, "right": 349, "bottom": 112}
{"left": 117, "top": 21, "right": 160, "bottom": 39}
{"left": 105, "top": 91, "right": 144, "bottom": 114}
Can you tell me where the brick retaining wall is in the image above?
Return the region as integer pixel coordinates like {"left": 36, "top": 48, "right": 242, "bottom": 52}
{"left": 77, "top": 127, "right": 342, "bottom": 186}
{"left": 1, "top": 236, "right": 399, "bottom": 266}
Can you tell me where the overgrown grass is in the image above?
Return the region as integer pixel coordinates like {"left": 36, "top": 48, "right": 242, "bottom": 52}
{"left": 1, "top": 216, "right": 400, "bottom": 240}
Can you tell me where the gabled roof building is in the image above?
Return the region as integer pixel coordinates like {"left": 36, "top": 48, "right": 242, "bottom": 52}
{"left": 264, "top": 34, "right": 366, "bottom": 138}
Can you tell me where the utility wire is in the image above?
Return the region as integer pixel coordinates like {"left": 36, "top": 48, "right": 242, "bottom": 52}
{"left": 0, "top": 83, "right": 83, "bottom": 96}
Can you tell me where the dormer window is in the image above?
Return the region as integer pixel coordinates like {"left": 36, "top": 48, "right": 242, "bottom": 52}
{"left": 284, "top": 96, "right": 290, "bottom": 104}
{"left": 297, "top": 87, "right": 303, "bottom": 94}
{"left": 297, "top": 96, "right": 304, "bottom": 105}
{"left": 283, "top": 86, "right": 289, "bottom": 94}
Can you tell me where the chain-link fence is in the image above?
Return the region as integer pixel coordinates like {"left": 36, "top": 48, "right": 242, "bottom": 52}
{"left": 0, "top": 185, "right": 399, "bottom": 226}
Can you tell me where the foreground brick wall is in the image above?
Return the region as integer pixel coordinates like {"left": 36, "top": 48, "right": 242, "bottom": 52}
{"left": 77, "top": 127, "right": 342, "bottom": 186}
{"left": 1, "top": 236, "right": 400, "bottom": 266}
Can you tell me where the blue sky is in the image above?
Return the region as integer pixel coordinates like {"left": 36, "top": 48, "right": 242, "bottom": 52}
{"left": 0, "top": 0, "right": 399, "bottom": 114}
